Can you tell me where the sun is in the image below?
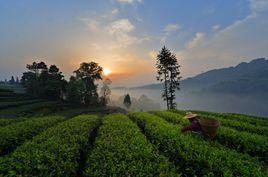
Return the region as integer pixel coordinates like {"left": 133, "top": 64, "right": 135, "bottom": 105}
{"left": 103, "top": 68, "right": 112, "bottom": 76}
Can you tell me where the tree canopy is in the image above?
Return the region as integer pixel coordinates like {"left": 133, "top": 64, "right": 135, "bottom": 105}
{"left": 21, "top": 61, "right": 66, "bottom": 100}
{"left": 67, "top": 62, "right": 103, "bottom": 105}
{"left": 156, "top": 46, "right": 181, "bottom": 109}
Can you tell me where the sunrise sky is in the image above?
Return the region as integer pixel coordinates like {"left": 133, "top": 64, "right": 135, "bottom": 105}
{"left": 0, "top": 0, "right": 268, "bottom": 86}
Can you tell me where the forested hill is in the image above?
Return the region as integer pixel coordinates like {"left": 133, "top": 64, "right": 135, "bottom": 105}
{"left": 132, "top": 58, "right": 268, "bottom": 94}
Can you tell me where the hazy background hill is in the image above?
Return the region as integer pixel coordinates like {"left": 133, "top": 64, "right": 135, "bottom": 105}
{"left": 131, "top": 58, "right": 268, "bottom": 94}
{"left": 112, "top": 58, "right": 268, "bottom": 116}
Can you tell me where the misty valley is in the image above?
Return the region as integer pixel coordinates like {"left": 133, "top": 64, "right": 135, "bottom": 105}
{"left": 112, "top": 58, "right": 268, "bottom": 116}
{"left": 112, "top": 88, "right": 268, "bottom": 116}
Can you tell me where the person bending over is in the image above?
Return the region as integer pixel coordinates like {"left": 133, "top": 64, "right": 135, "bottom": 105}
{"left": 181, "top": 112, "right": 202, "bottom": 133}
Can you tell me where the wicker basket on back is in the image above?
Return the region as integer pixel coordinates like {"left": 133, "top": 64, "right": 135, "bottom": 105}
{"left": 199, "top": 117, "right": 220, "bottom": 139}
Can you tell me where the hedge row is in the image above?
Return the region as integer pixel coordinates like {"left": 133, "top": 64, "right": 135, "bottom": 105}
{"left": 193, "top": 110, "right": 268, "bottom": 127}
{"left": 227, "top": 112, "right": 268, "bottom": 121}
{"left": 129, "top": 112, "right": 267, "bottom": 177}
{"left": 0, "top": 116, "right": 65, "bottom": 155}
{"left": 0, "top": 99, "right": 42, "bottom": 110}
{"left": 198, "top": 113, "right": 268, "bottom": 136}
{"left": 0, "top": 101, "right": 57, "bottom": 117}
{"left": 170, "top": 110, "right": 268, "bottom": 136}
{"left": 151, "top": 111, "right": 268, "bottom": 163}
{"left": 0, "top": 114, "right": 101, "bottom": 176}
{"left": 0, "top": 118, "right": 25, "bottom": 127}
{"left": 85, "top": 114, "right": 180, "bottom": 177}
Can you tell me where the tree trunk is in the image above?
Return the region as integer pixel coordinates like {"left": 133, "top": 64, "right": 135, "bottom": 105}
{"left": 169, "top": 78, "right": 173, "bottom": 109}
{"left": 164, "top": 72, "right": 169, "bottom": 110}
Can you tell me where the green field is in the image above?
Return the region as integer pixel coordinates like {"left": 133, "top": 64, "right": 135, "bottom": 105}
{"left": 0, "top": 99, "right": 267, "bottom": 176}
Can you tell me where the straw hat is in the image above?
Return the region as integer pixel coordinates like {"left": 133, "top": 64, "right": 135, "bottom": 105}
{"left": 184, "top": 112, "right": 198, "bottom": 119}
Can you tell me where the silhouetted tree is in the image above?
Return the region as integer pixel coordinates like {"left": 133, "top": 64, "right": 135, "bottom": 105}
{"left": 69, "top": 62, "right": 103, "bottom": 105}
{"left": 21, "top": 71, "right": 38, "bottom": 96}
{"left": 43, "top": 65, "right": 67, "bottom": 100}
{"left": 100, "top": 78, "right": 112, "bottom": 106}
{"left": 9, "top": 76, "right": 15, "bottom": 85}
{"left": 22, "top": 61, "right": 47, "bottom": 96}
{"left": 21, "top": 61, "right": 66, "bottom": 100}
{"left": 15, "top": 77, "right": 20, "bottom": 84}
{"left": 156, "top": 46, "right": 181, "bottom": 109}
{"left": 66, "top": 76, "right": 84, "bottom": 104}
{"left": 26, "top": 61, "right": 48, "bottom": 76}
{"left": 123, "top": 94, "right": 131, "bottom": 109}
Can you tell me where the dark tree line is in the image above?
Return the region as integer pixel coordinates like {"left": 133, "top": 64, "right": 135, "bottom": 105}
{"left": 21, "top": 62, "right": 67, "bottom": 100}
{"left": 20, "top": 47, "right": 180, "bottom": 110}
{"left": 2, "top": 76, "right": 20, "bottom": 85}
{"left": 21, "top": 61, "right": 111, "bottom": 106}
{"left": 156, "top": 46, "right": 181, "bottom": 110}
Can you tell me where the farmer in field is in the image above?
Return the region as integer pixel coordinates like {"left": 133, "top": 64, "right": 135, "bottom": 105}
{"left": 181, "top": 112, "right": 202, "bottom": 133}
{"left": 181, "top": 112, "right": 220, "bottom": 139}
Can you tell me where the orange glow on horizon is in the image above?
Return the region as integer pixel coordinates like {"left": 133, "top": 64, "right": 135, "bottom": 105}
{"left": 103, "top": 68, "right": 112, "bottom": 76}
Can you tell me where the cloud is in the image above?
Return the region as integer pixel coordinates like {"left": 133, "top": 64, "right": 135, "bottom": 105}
{"left": 187, "top": 32, "right": 205, "bottom": 49}
{"left": 108, "top": 19, "right": 135, "bottom": 34}
{"left": 79, "top": 8, "right": 120, "bottom": 32}
{"left": 250, "top": 0, "right": 268, "bottom": 13}
{"left": 80, "top": 9, "right": 148, "bottom": 47}
{"left": 176, "top": 0, "right": 268, "bottom": 78}
{"left": 160, "top": 23, "right": 181, "bottom": 43}
{"left": 106, "top": 19, "right": 150, "bottom": 48}
{"left": 111, "top": 9, "right": 119, "bottom": 14}
{"left": 80, "top": 18, "right": 100, "bottom": 32}
{"left": 116, "top": 0, "right": 143, "bottom": 4}
{"left": 212, "top": 24, "right": 221, "bottom": 32}
{"left": 107, "top": 19, "right": 148, "bottom": 47}
{"left": 163, "top": 24, "right": 181, "bottom": 33}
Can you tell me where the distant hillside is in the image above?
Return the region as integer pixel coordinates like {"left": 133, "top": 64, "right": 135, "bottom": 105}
{"left": 132, "top": 58, "right": 268, "bottom": 94}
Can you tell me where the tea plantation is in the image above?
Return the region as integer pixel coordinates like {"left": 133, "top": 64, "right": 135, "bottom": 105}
{"left": 0, "top": 99, "right": 267, "bottom": 176}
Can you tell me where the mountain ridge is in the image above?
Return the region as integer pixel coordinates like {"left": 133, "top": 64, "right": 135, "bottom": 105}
{"left": 128, "top": 58, "right": 268, "bottom": 94}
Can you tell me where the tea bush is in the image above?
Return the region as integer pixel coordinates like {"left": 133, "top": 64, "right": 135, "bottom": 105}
{"left": 85, "top": 113, "right": 180, "bottom": 177}
{"left": 0, "top": 114, "right": 101, "bottom": 176}
{"left": 0, "top": 115, "right": 65, "bottom": 155}
{"left": 129, "top": 112, "right": 267, "bottom": 177}
{"left": 151, "top": 111, "right": 268, "bottom": 163}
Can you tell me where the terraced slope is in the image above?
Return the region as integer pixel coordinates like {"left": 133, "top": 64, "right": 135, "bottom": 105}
{"left": 180, "top": 110, "right": 268, "bottom": 135}
{"left": 0, "top": 114, "right": 101, "bottom": 176}
{"left": 0, "top": 116, "right": 65, "bottom": 155}
{"left": 0, "top": 118, "right": 26, "bottom": 127}
{"left": 0, "top": 110, "right": 266, "bottom": 176}
{"left": 85, "top": 114, "right": 179, "bottom": 177}
{"left": 129, "top": 112, "right": 267, "bottom": 177}
{"left": 151, "top": 111, "right": 268, "bottom": 163}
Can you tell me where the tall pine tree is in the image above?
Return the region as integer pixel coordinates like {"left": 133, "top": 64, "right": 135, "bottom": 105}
{"left": 156, "top": 46, "right": 181, "bottom": 109}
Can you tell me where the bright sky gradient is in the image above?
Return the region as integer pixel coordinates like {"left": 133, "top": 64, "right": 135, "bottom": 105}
{"left": 0, "top": 0, "right": 268, "bottom": 86}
